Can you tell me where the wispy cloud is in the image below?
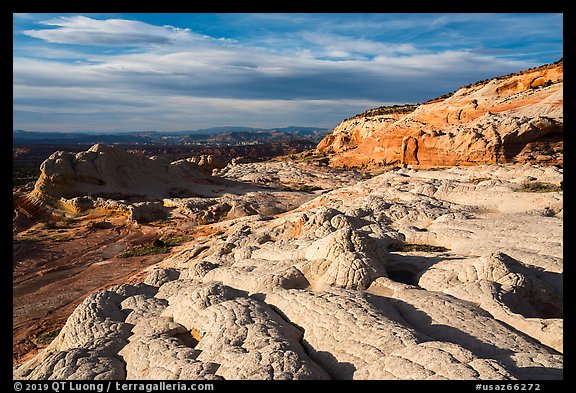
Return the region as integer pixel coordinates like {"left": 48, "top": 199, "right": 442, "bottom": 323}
{"left": 14, "top": 82, "right": 386, "bottom": 131}
{"left": 13, "top": 13, "right": 563, "bottom": 131}
{"left": 23, "top": 15, "right": 197, "bottom": 46}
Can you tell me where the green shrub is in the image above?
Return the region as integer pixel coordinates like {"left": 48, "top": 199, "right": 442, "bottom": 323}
{"left": 280, "top": 183, "right": 323, "bottom": 192}
{"left": 469, "top": 177, "right": 492, "bottom": 184}
{"left": 117, "top": 234, "right": 192, "bottom": 258}
{"left": 36, "top": 328, "right": 62, "bottom": 346}
{"left": 517, "top": 182, "right": 562, "bottom": 193}
{"left": 387, "top": 243, "right": 449, "bottom": 252}
{"left": 160, "top": 233, "right": 193, "bottom": 246}
{"left": 117, "top": 241, "right": 168, "bottom": 258}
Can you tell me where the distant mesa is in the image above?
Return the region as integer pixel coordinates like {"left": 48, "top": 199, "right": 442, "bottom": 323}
{"left": 13, "top": 126, "right": 330, "bottom": 145}
{"left": 317, "top": 59, "right": 563, "bottom": 169}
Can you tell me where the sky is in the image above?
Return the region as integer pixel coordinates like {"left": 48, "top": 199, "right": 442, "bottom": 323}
{"left": 13, "top": 13, "right": 563, "bottom": 132}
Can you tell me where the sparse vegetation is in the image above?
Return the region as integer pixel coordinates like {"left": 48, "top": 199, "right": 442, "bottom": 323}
{"left": 531, "top": 79, "right": 554, "bottom": 90}
{"left": 347, "top": 104, "right": 418, "bottom": 121}
{"left": 36, "top": 327, "right": 62, "bottom": 346}
{"left": 116, "top": 233, "right": 193, "bottom": 258}
{"left": 42, "top": 222, "right": 58, "bottom": 230}
{"left": 517, "top": 181, "right": 562, "bottom": 193}
{"left": 152, "top": 239, "right": 165, "bottom": 248}
{"left": 387, "top": 243, "right": 449, "bottom": 252}
{"left": 360, "top": 171, "right": 373, "bottom": 180}
{"left": 422, "top": 91, "right": 457, "bottom": 104}
{"left": 13, "top": 165, "right": 40, "bottom": 187}
{"left": 87, "top": 220, "right": 113, "bottom": 230}
{"left": 160, "top": 233, "right": 193, "bottom": 246}
{"left": 42, "top": 219, "right": 76, "bottom": 230}
{"left": 145, "top": 218, "right": 172, "bottom": 227}
{"left": 469, "top": 177, "right": 492, "bottom": 185}
{"left": 116, "top": 242, "right": 168, "bottom": 258}
{"left": 280, "top": 183, "right": 323, "bottom": 192}
{"left": 14, "top": 221, "right": 75, "bottom": 243}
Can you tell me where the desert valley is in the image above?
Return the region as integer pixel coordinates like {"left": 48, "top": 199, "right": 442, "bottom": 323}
{"left": 13, "top": 60, "right": 563, "bottom": 380}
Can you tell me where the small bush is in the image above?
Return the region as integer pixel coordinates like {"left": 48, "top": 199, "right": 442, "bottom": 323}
{"left": 36, "top": 328, "right": 62, "bottom": 346}
{"left": 117, "top": 241, "right": 168, "bottom": 258}
{"left": 469, "top": 177, "right": 492, "bottom": 185}
{"left": 280, "top": 183, "right": 323, "bottom": 192}
{"left": 116, "top": 234, "right": 193, "bottom": 258}
{"left": 531, "top": 79, "right": 554, "bottom": 90}
{"left": 160, "top": 233, "right": 192, "bottom": 246}
{"left": 387, "top": 243, "right": 449, "bottom": 252}
{"left": 517, "top": 182, "right": 562, "bottom": 193}
{"left": 42, "top": 220, "right": 76, "bottom": 230}
{"left": 152, "top": 239, "right": 165, "bottom": 248}
{"left": 43, "top": 222, "right": 58, "bottom": 230}
{"left": 360, "top": 171, "right": 373, "bottom": 180}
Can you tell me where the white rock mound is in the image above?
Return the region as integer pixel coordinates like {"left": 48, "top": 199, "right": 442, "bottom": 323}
{"left": 34, "top": 144, "right": 218, "bottom": 202}
{"left": 15, "top": 163, "right": 563, "bottom": 380}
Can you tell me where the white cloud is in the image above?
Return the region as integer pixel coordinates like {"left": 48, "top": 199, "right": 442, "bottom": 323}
{"left": 13, "top": 80, "right": 387, "bottom": 131}
{"left": 14, "top": 14, "right": 561, "bottom": 131}
{"left": 13, "top": 34, "right": 534, "bottom": 131}
{"left": 23, "top": 15, "right": 192, "bottom": 46}
{"left": 299, "top": 31, "right": 419, "bottom": 59}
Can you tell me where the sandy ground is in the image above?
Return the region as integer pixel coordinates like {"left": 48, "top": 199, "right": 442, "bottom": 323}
{"left": 12, "top": 213, "right": 185, "bottom": 365}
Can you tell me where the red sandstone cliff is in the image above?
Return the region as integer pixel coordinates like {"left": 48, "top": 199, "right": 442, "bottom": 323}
{"left": 317, "top": 60, "right": 563, "bottom": 169}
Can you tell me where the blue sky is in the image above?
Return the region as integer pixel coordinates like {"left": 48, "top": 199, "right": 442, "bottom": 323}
{"left": 13, "top": 13, "right": 563, "bottom": 132}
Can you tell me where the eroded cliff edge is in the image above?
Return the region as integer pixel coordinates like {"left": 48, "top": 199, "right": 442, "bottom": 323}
{"left": 317, "top": 60, "right": 563, "bottom": 169}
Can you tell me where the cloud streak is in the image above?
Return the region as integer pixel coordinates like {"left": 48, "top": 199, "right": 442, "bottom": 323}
{"left": 23, "top": 15, "right": 185, "bottom": 46}
{"left": 13, "top": 14, "right": 563, "bottom": 132}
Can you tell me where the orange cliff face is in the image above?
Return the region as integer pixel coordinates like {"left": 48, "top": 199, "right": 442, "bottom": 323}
{"left": 317, "top": 60, "right": 563, "bottom": 169}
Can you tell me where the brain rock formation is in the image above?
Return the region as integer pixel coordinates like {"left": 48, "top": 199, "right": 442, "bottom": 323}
{"left": 14, "top": 160, "right": 563, "bottom": 380}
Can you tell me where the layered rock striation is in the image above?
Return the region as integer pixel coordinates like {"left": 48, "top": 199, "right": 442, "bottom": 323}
{"left": 14, "top": 145, "right": 346, "bottom": 224}
{"left": 317, "top": 60, "right": 563, "bottom": 169}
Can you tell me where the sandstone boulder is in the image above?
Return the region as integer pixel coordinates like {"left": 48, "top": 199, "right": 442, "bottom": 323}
{"left": 31, "top": 144, "right": 218, "bottom": 207}
{"left": 188, "top": 155, "right": 226, "bottom": 174}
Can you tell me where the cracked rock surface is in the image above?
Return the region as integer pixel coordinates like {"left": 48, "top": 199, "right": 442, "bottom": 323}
{"left": 15, "top": 163, "right": 562, "bottom": 380}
